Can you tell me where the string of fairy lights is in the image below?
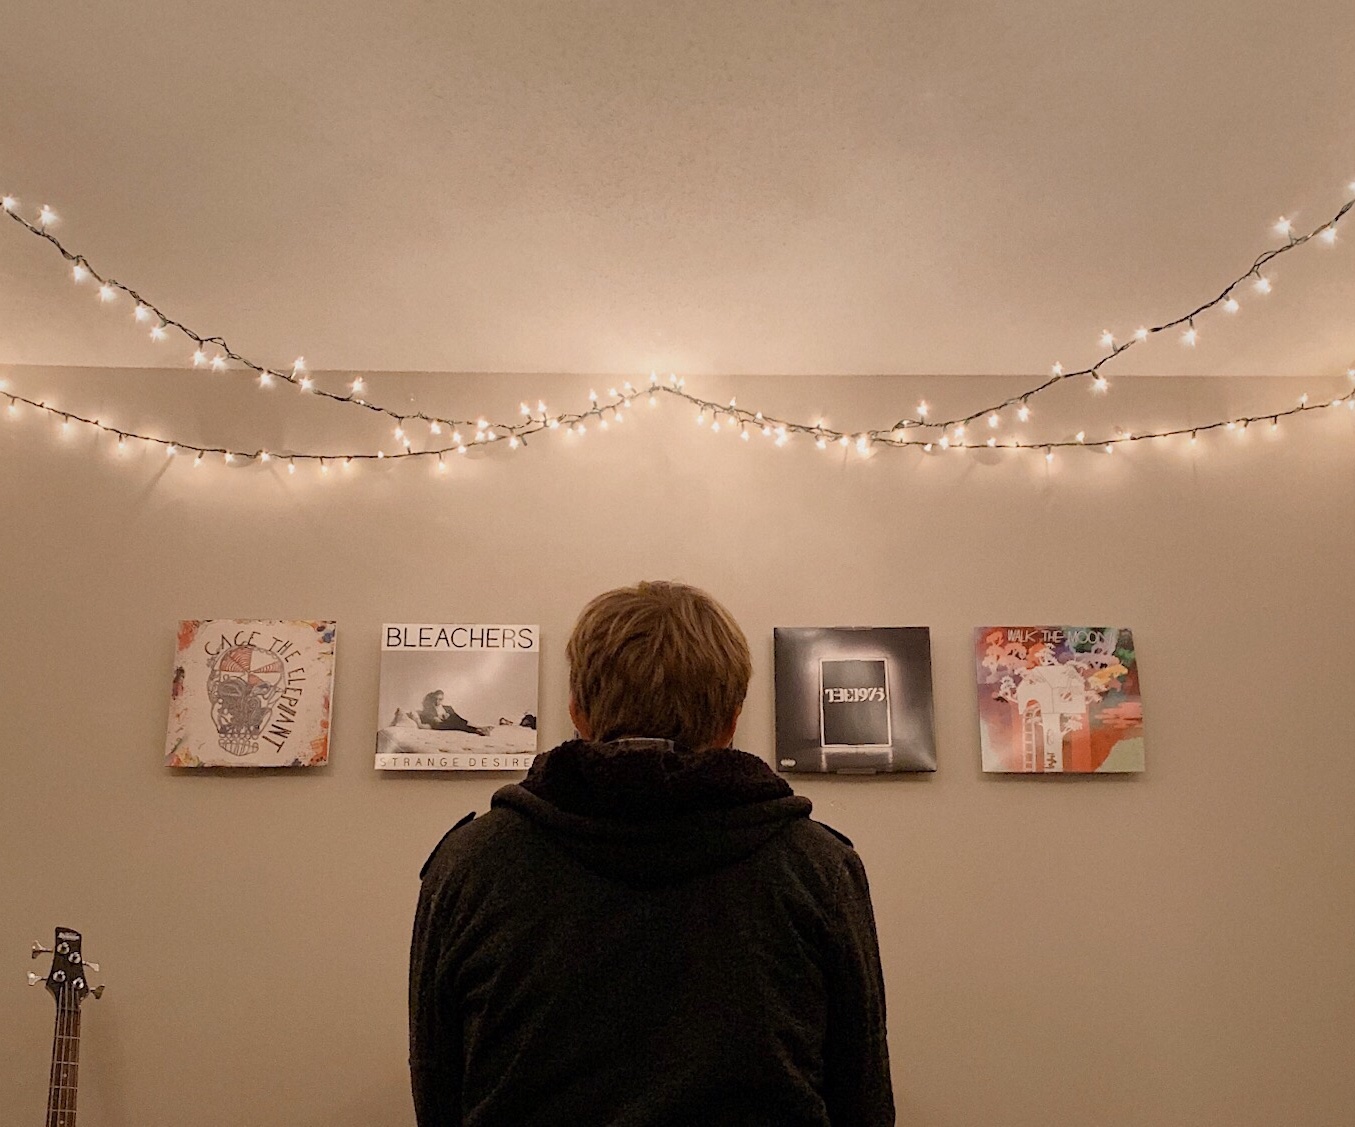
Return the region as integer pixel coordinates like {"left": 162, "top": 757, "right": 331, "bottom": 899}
{"left": 1, "top": 185, "right": 1353, "bottom": 472}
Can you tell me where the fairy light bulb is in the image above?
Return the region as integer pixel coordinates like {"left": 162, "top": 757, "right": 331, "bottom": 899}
{"left": 576, "top": 423, "right": 586, "bottom": 436}
{"left": 509, "top": 435, "right": 520, "bottom": 449}
{"left": 649, "top": 395, "right": 657, "bottom": 407}
{"left": 299, "top": 375, "right": 314, "bottom": 391}
{"left": 6, "top": 399, "right": 17, "bottom": 418}
{"left": 916, "top": 401, "right": 929, "bottom": 419}
{"left": 259, "top": 371, "right": 273, "bottom": 387}
{"left": 1051, "top": 362, "right": 1064, "bottom": 376}
{"left": 351, "top": 376, "right": 365, "bottom": 393}
{"left": 288, "top": 459, "right": 296, "bottom": 475}
{"left": 61, "top": 416, "right": 71, "bottom": 434}
{"left": 292, "top": 357, "right": 306, "bottom": 374}
{"left": 1224, "top": 296, "right": 1240, "bottom": 313}
{"left": 1045, "top": 448, "right": 1054, "bottom": 463}
{"left": 939, "top": 436, "right": 950, "bottom": 450}
{"left": 166, "top": 444, "right": 178, "bottom": 457}
{"left": 192, "top": 349, "right": 207, "bottom": 367}
{"left": 520, "top": 402, "right": 530, "bottom": 416}
{"left": 210, "top": 354, "right": 227, "bottom": 371}
{"left": 134, "top": 304, "right": 151, "bottom": 323}
{"left": 1099, "top": 330, "right": 1115, "bottom": 348}
{"left": 1320, "top": 227, "right": 1337, "bottom": 245}
{"left": 394, "top": 425, "right": 405, "bottom": 439}
{"left": 815, "top": 436, "right": 827, "bottom": 450}
{"left": 986, "top": 437, "right": 996, "bottom": 448}
{"left": 1274, "top": 216, "right": 1293, "bottom": 238}
{"left": 438, "top": 456, "right": 447, "bottom": 472}
{"left": 72, "top": 264, "right": 88, "bottom": 283}
{"left": 1254, "top": 275, "right": 1272, "bottom": 294}
{"left": 0, "top": 195, "right": 16, "bottom": 211}
{"left": 429, "top": 421, "right": 442, "bottom": 435}
{"left": 117, "top": 434, "right": 126, "bottom": 452}
{"left": 1135, "top": 327, "right": 1149, "bottom": 341}
{"left": 710, "top": 419, "right": 720, "bottom": 433}
{"left": 1017, "top": 403, "right": 1031, "bottom": 422}
{"left": 1075, "top": 431, "right": 1085, "bottom": 444}
{"left": 1092, "top": 375, "right": 1109, "bottom": 394}
{"left": 1182, "top": 325, "right": 1198, "bottom": 347}
{"left": 589, "top": 389, "right": 598, "bottom": 404}
{"left": 1104, "top": 444, "right": 1114, "bottom": 454}
{"left": 260, "top": 451, "right": 271, "bottom": 463}
{"left": 98, "top": 283, "right": 115, "bottom": 302}
{"left": 193, "top": 453, "right": 203, "bottom": 467}
{"left": 953, "top": 424, "right": 965, "bottom": 439}
{"left": 150, "top": 322, "right": 167, "bottom": 341}
{"left": 37, "top": 205, "right": 57, "bottom": 226}
{"left": 696, "top": 411, "right": 705, "bottom": 426}
{"left": 855, "top": 434, "right": 868, "bottom": 453}
{"left": 987, "top": 413, "right": 999, "bottom": 428}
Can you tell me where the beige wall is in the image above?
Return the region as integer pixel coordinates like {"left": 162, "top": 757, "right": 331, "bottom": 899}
{"left": 2, "top": 367, "right": 1353, "bottom": 1126}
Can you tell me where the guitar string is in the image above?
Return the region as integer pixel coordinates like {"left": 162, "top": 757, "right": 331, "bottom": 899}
{"left": 45, "top": 967, "right": 59, "bottom": 1125}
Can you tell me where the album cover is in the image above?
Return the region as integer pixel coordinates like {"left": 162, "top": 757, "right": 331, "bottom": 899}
{"left": 376, "top": 624, "right": 540, "bottom": 770}
{"left": 165, "top": 619, "right": 337, "bottom": 768}
{"left": 974, "top": 626, "right": 1144, "bottom": 773}
{"left": 774, "top": 627, "right": 936, "bottom": 773}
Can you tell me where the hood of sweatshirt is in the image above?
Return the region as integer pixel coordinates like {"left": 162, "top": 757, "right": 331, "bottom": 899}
{"left": 491, "top": 738, "right": 813, "bottom": 888}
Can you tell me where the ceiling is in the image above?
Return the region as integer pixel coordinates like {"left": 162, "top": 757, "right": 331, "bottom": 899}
{"left": 1, "top": 0, "right": 1352, "bottom": 378}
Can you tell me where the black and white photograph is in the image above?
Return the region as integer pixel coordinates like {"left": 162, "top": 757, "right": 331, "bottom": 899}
{"left": 375, "top": 623, "right": 540, "bottom": 771}
{"left": 774, "top": 626, "right": 937, "bottom": 774}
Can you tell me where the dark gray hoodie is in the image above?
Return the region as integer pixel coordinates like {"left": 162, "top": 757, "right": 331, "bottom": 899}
{"left": 409, "top": 739, "right": 894, "bottom": 1127}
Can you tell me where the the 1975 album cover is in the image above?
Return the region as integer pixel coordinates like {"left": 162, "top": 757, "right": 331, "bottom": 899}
{"left": 774, "top": 626, "right": 936, "bottom": 774}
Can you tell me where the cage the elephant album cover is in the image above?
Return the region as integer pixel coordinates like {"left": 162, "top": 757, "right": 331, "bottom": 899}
{"left": 774, "top": 626, "right": 936, "bottom": 774}
{"left": 165, "top": 619, "right": 337, "bottom": 768}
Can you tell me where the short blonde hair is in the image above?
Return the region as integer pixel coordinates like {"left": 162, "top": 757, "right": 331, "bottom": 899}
{"left": 566, "top": 581, "right": 752, "bottom": 750}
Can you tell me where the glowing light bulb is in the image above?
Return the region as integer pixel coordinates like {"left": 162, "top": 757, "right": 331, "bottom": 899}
{"left": 589, "top": 389, "right": 598, "bottom": 403}
{"left": 916, "top": 401, "right": 929, "bottom": 418}
{"left": 1099, "top": 330, "right": 1115, "bottom": 348}
{"left": 953, "top": 424, "right": 965, "bottom": 439}
{"left": 815, "top": 437, "right": 827, "bottom": 450}
{"left": 288, "top": 460, "right": 296, "bottom": 474}
{"left": 150, "top": 323, "right": 167, "bottom": 341}
{"left": 259, "top": 371, "right": 273, "bottom": 387}
{"left": 299, "top": 376, "right": 314, "bottom": 391}
{"left": 1017, "top": 403, "right": 1031, "bottom": 422}
{"left": 1104, "top": 444, "right": 1114, "bottom": 454}
{"left": 939, "top": 436, "right": 950, "bottom": 450}
{"left": 0, "top": 195, "right": 15, "bottom": 211}
{"left": 520, "top": 402, "right": 530, "bottom": 415}
{"left": 194, "top": 453, "right": 203, "bottom": 467}
{"left": 1253, "top": 275, "right": 1272, "bottom": 294}
{"left": 438, "top": 457, "right": 447, "bottom": 472}
{"left": 1051, "top": 362, "right": 1064, "bottom": 376}
{"left": 1075, "top": 431, "right": 1085, "bottom": 444}
{"left": 855, "top": 435, "right": 868, "bottom": 453}
{"left": 1224, "top": 296, "right": 1240, "bottom": 313}
{"left": 741, "top": 428, "right": 750, "bottom": 442}
{"left": 509, "top": 435, "right": 520, "bottom": 449}
{"left": 351, "top": 376, "right": 365, "bottom": 393}
{"left": 1135, "top": 327, "right": 1149, "bottom": 341}
{"left": 1182, "top": 326, "right": 1198, "bottom": 347}
{"left": 452, "top": 431, "right": 463, "bottom": 444}
{"left": 98, "top": 284, "right": 115, "bottom": 302}
{"left": 1092, "top": 376, "right": 1109, "bottom": 394}
{"left": 711, "top": 420, "right": 720, "bottom": 433}
{"left": 1320, "top": 227, "right": 1337, "bottom": 245}
{"left": 192, "top": 350, "right": 207, "bottom": 367}
{"left": 166, "top": 444, "right": 178, "bottom": 456}
{"left": 210, "top": 354, "right": 227, "bottom": 371}
{"left": 394, "top": 426, "right": 405, "bottom": 439}
{"left": 1274, "top": 216, "right": 1293, "bottom": 238}
{"left": 430, "top": 421, "right": 442, "bottom": 435}
{"left": 134, "top": 304, "right": 151, "bottom": 322}
{"left": 649, "top": 395, "right": 657, "bottom": 407}
{"left": 260, "top": 451, "right": 271, "bottom": 463}
{"left": 987, "top": 413, "right": 999, "bottom": 428}
{"left": 986, "top": 437, "right": 996, "bottom": 448}
{"left": 1045, "top": 448, "right": 1054, "bottom": 463}
{"left": 37, "top": 205, "right": 57, "bottom": 226}
{"left": 576, "top": 423, "right": 586, "bottom": 436}
{"left": 72, "top": 264, "right": 89, "bottom": 283}
{"left": 292, "top": 357, "right": 306, "bottom": 374}
{"left": 696, "top": 411, "right": 705, "bottom": 426}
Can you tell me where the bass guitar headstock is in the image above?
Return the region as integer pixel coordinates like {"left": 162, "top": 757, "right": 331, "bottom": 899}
{"left": 29, "top": 927, "right": 104, "bottom": 1005}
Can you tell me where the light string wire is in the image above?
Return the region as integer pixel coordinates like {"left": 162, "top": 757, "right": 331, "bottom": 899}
{"left": 0, "top": 190, "right": 1353, "bottom": 467}
{"left": 888, "top": 197, "right": 1355, "bottom": 433}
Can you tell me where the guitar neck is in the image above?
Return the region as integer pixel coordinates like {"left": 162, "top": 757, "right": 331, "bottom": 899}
{"left": 46, "top": 989, "right": 82, "bottom": 1127}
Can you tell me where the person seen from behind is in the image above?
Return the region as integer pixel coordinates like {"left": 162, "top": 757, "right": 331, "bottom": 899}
{"left": 409, "top": 580, "right": 895, "bottom": 1125}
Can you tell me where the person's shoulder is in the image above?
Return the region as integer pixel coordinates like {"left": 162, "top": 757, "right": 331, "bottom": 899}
{"left": 418, "top": 807, "right": 525, "bottom": 879}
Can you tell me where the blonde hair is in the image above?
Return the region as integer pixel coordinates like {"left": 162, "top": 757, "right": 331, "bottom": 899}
{"left": 566, "top": 580, "right": 752, "bottom": 750}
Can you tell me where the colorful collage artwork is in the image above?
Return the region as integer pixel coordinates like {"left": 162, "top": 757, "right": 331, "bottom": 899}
{"left": 166, "top": 620, "right": 336, "bottom": 768}
{"left": 974, "top": 626, "right": 1145, "bottom": 773}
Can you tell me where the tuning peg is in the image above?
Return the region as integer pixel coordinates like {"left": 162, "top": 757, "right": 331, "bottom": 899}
{"left": 91, "top": 985, "right": 105, "bottom": 1000}
{"left": 27, "top": 972, "right": 47, "bottom": 986}
{"left": 31, "top": 943, "right": 53, "bottom": 959}
{"left": 82, "top": 960, "right": 100, "bottom": 973}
